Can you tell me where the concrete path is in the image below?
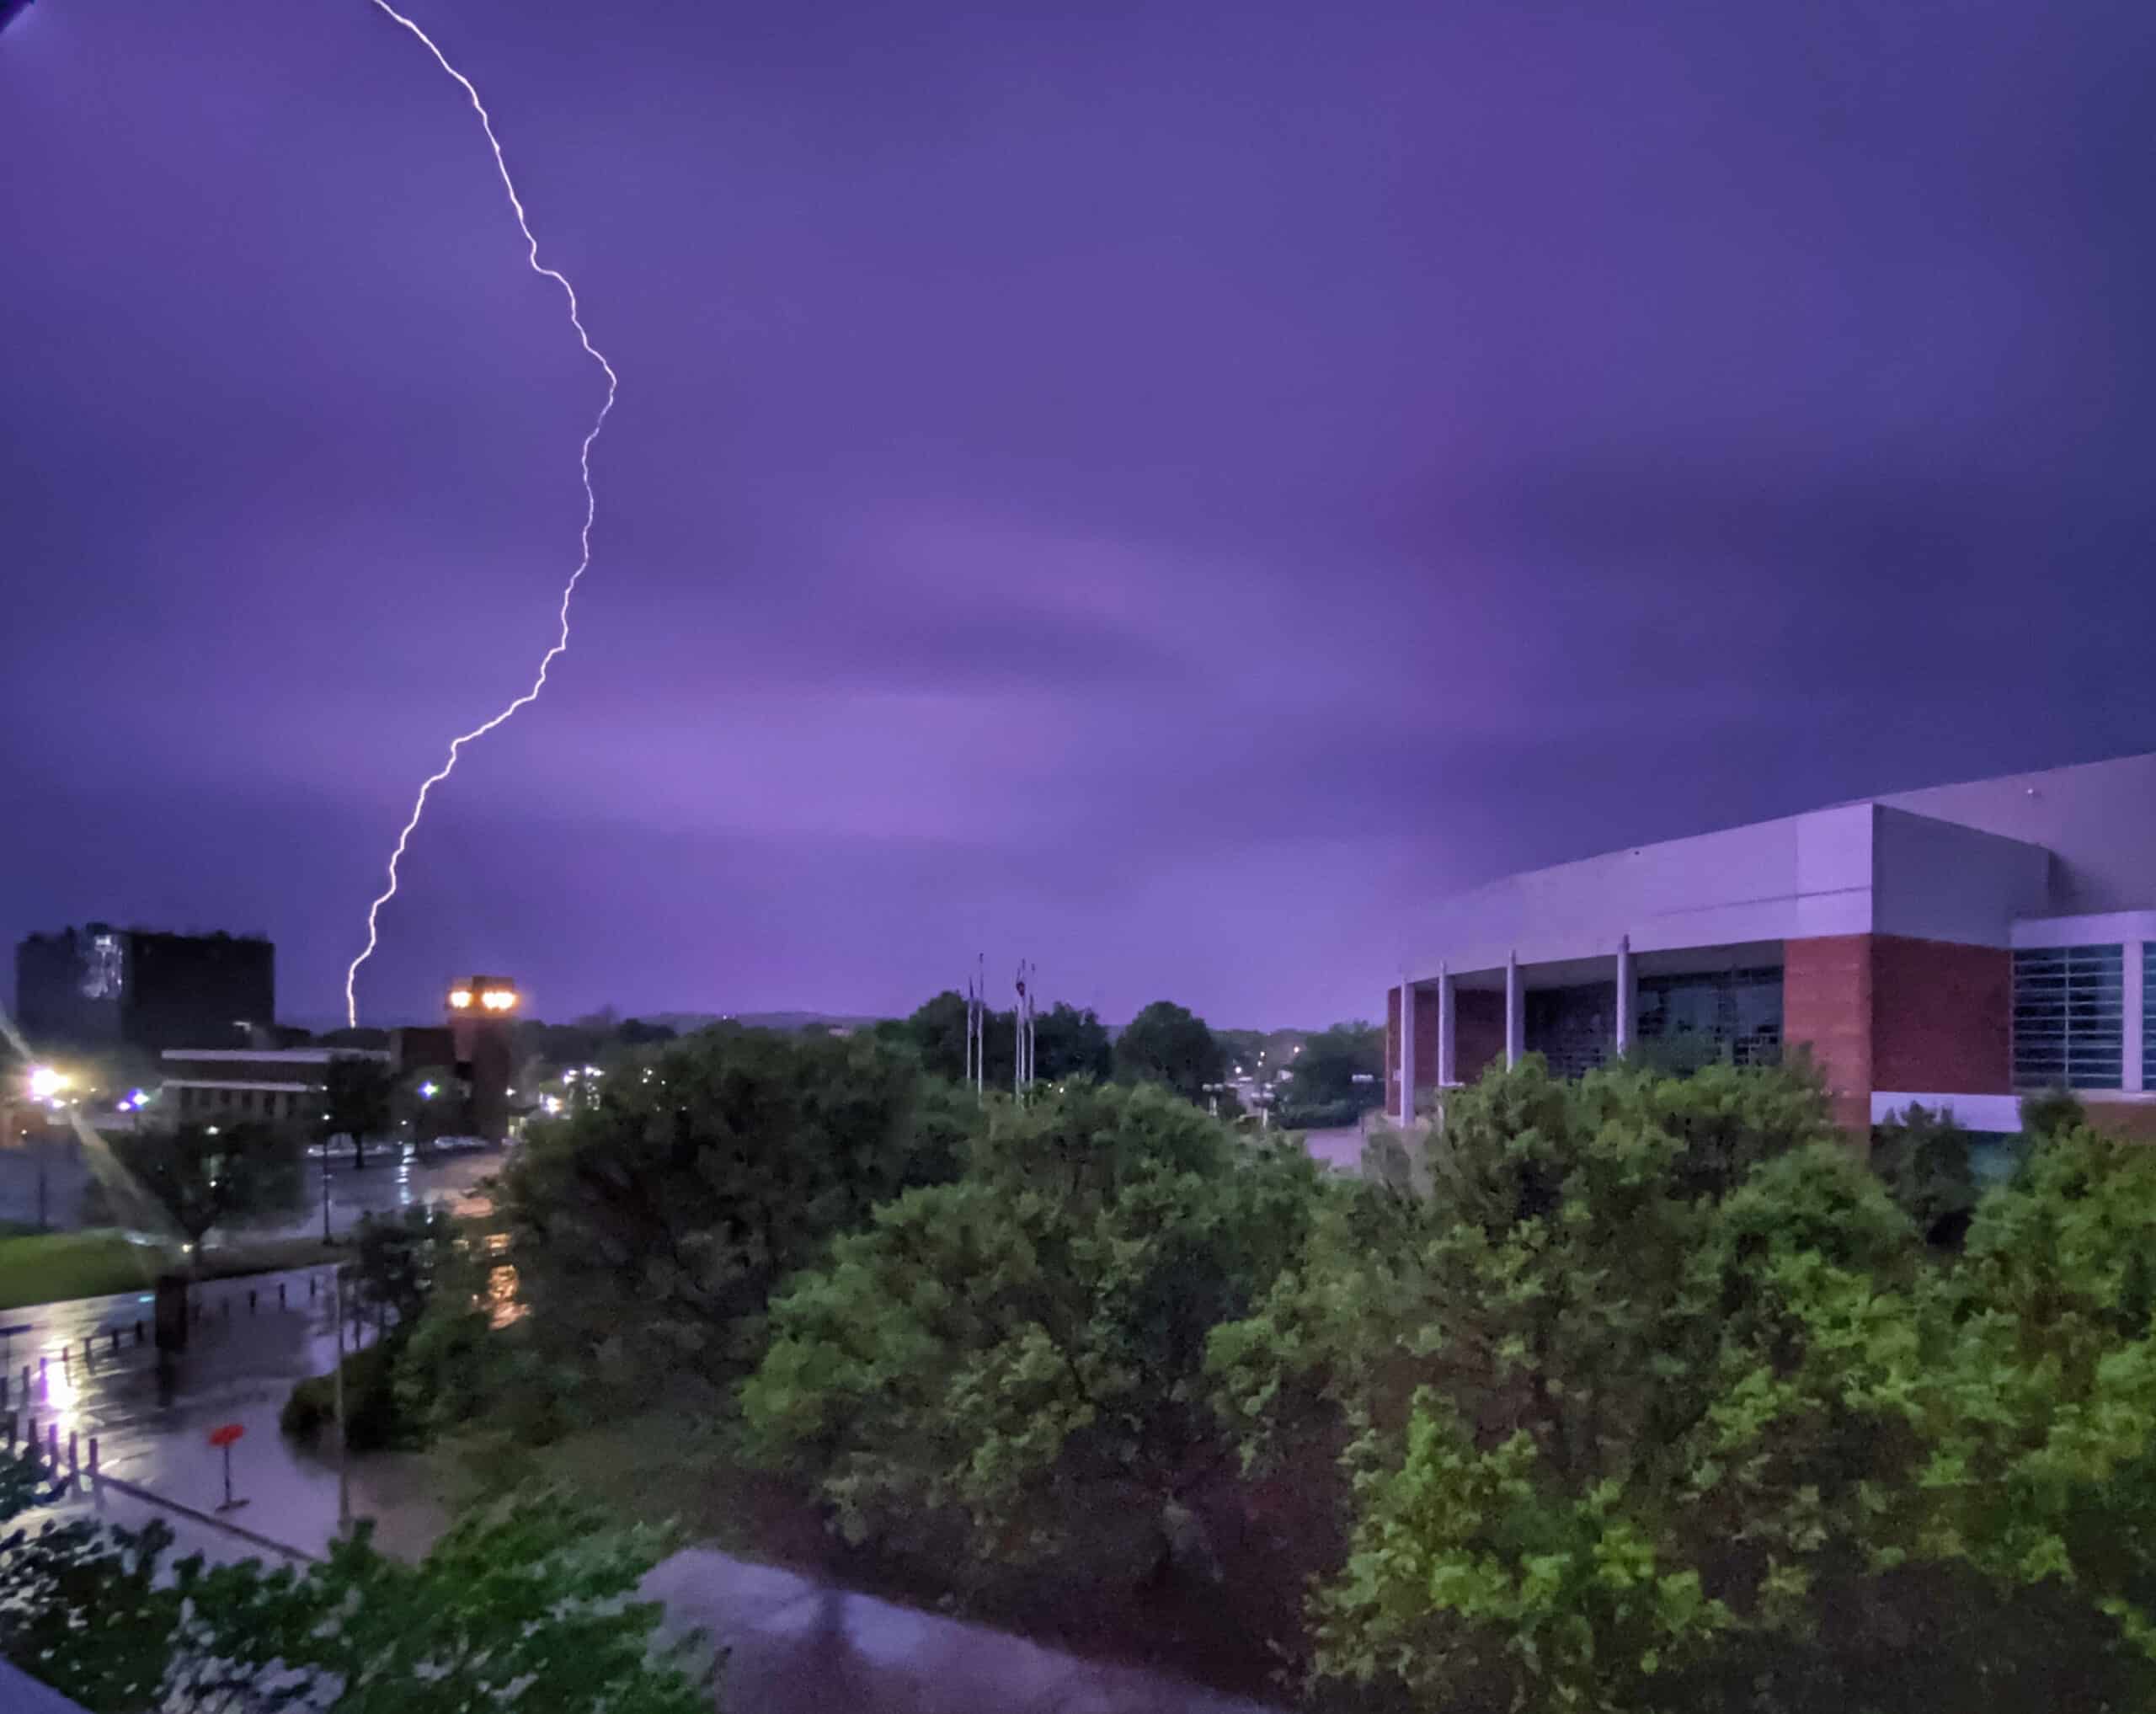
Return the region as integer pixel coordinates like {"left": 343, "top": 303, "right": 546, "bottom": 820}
{"left": 645, "top": 1549, "right": 1284, "bottom": 1714}
{"left": 5, "top": 1279, "right": 1290, "bottom": 1713}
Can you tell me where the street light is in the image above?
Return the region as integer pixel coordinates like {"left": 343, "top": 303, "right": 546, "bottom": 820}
{"left": 27, "top": 1066, "right": 67, "bottom": 1101}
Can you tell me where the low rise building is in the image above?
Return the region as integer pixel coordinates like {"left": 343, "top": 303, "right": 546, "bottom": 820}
{"left": 159, "top": 1047, "right": 390, "bottom": 1126}
{"left": 1385, "top": 750, "right": 2156, "bottom": 1137}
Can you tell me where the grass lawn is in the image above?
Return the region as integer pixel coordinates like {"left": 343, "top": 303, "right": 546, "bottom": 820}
{"left": 0, "top": 1228, "right": 342, "bottom": 1312}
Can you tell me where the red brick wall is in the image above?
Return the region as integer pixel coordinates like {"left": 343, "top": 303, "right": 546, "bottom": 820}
{"left": 2081, "top": 1100, "right": 2156, "bottom": 1143}
{"left": 1413, "top": 985, "right": 1440, "bottom": 1092}
{"left": 1455, "top": 989, "right": 1507, "bottom": 1083}
{"left": 1384, "top": 985, "right": 1401, "bottom": 1115}
{"left": 1784, "top": 935, "right": 1874, "bottom": 1132}
{"left": 1870, "top": 935, "right": 2010, "bottom": 1096}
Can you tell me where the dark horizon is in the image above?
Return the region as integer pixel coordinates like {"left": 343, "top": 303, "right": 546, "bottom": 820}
{"left": 5, "top": 0, "right": 2153, "bottom": 1030}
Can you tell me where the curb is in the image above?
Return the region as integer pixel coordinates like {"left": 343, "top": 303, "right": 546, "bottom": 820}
{"left": 93, "top": 1472, "right": 319, "bottom": 1562}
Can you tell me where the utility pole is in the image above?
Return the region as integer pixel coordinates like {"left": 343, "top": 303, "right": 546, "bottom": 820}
{"left": 330, "top": 1266, "right": 350, "bottom": 1535}
{"left": 1013, "top": 960, "right": 1037, "bottom": 1101}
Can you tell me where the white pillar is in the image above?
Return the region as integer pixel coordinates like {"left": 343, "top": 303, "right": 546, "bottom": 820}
{"left": 1398, "top": 979, "right": 1417, "bottom": 1126}
{"left": 1437, "top": 964, "right": 1456, "bottom": 1087}
{"left": 2125, "top": 940, "right": 2147, "bottom": 1096}
{"left": 1505, "top": 952, "right": 1524, "bottom": 1069}
{"left": 1614, "top": 935, "right": 1634, "bottom": 1058}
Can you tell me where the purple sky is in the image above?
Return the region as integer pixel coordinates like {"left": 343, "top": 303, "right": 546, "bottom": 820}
{"left": 4, "top": 0, "right": 2154, "bottom": 1030}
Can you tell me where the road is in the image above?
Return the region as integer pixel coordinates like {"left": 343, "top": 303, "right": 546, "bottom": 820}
{"left": 253, "top": 1147, "right": 502, "bottom": 1242}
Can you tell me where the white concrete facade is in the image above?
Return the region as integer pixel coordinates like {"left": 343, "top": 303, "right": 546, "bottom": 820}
{"left": 1390, "top": 750, "right": 2156, "bottom": 1135}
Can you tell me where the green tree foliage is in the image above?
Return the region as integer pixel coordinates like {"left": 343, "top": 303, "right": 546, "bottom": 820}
{"left": 741, "top": 1081, "right": 1321, "bottom": 1568}
{"left": 98, "top": 1119, "right": 303, "bottom": 1250}
{"left": 1210, "top": 1059, "right": 2156, "bottom": 1711}
{"left": 887, "top": 992, "right": 1113, "bottom": 1088}
{"left": 350, "top": 1204, "right": 457, "bottom": 1332}
{"left": 1870, "top": 1101, "right": 1981, "bottom": 1247}
{"left": 1898, "top": 1124, "right": 2156, "bottom": 1672}
{"left": 498, "top": 1030, "right": 969, "bottom": 1391}
{"left": 1113, "top": 1000, "right": 1225, "bottom": 1102}
{"left": 1282, "top": 1020, "right": 1384, "bottom": 1110}
{"left": 0, "top": 1457, "right": 713, "bottom": 1712}
{"left": 1031, "top": 1001, "right": 1113, "bottom": 1082}
{"left": 320, "top": 1051, "right": 396, "bottom": 1172}
{"left": 887, "top": 989, "right": 988, "bottom": 1083}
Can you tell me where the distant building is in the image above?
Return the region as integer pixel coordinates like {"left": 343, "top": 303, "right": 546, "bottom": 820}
{"left": 1387, "top": 750, "right": 2156, "bottom": 1138}
{"left": 446, "top": 975, "right": 520, "bottom": 1142}
{"left": 15, "top": 925, "right": 275, "bottom": 1055}
{"left": 160, "top": 1047, "right": 389, "bottom": 1127}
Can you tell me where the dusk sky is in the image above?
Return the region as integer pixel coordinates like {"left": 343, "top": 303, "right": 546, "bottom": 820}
{"left": 4, "top": 0, "right": 2153, "bottom": 1030}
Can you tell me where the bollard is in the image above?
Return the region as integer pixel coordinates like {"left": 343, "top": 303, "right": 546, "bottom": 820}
{"left": 67, "top": 1431, "right": 77, "bottom": 1482}
{"left": 4, "top": 1413, "right": 13, "bottom": 1449}
{"left": 24, "top": 1418, "right": 36, "bottom": 1466}
{"left": 309, "top": 1275, "right": 318, "bottom": 1300}
{"left": 1, "top": 1373, "right": 8, "bottom": 1407}
{"left": 88, "top": 1436, "right": 98, "bottom": 1483}
{"left": 248, "top": 1288, "right": 257, "bottom": 1313}
{"left": 110, "top": 1329, "right": 120, "bottom": 1355}
{"left": 20, "top": 1365, "right": 29, "bottom": 1397}
{"left": 45, "top": 1424, "right": 57, "bottom": 1471}
{"left": 279, "top": 1281, "right": 287, "bottom": 1309}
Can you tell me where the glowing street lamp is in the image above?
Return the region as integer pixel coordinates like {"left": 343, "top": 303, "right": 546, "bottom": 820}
{"left": 26, "top": 1066, "right": 67, "bottom": 1101}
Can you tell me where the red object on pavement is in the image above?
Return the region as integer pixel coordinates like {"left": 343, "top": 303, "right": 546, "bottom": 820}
{"left": 208, "top": 1423, "right": 244, "bottom": 1448}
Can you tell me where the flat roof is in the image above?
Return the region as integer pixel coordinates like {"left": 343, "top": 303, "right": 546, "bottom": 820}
{"left": 161, "top": 1048, "right": 390, "bottom": 1064}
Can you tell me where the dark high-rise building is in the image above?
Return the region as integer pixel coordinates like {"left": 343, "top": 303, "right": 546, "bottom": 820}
{"left": 14, "top": 924, "right": 275, "bottom": 1055}
{"left": 446, "top": 975, "right": 520, "bottom": 1142}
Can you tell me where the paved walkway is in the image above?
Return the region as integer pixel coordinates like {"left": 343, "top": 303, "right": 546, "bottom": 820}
{"left": 6, "top": 1279, "right": 1288, "bottom": 1713}
{"left": 644, "top": 1551, "right": 1281, "bottom": 1714}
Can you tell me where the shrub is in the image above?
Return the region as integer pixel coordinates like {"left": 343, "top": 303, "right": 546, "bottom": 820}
{"left": 281, "top": 1341, "right": 407, "bottom": 1452}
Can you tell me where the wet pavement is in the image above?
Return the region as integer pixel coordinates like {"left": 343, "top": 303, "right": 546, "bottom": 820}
{"left": 1, "top": 1264, "right": 387, "bottom": 1556}
{"left": 251, "top": 1147, "right": 502, "bottom": 1242}
{"left": 1297, "top": 1126, "right": 1365, "bottom": 1173}
{"left": 4, "top": 1263, "right": 1290, "bottom": 1712}
{"left": 647, "top": 1551, "right": 1283, "bottom": 1714}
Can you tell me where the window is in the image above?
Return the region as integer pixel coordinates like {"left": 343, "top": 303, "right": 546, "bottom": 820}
{"left": 1634, "top": 967, "right": 1782, "bottom": 1073}
{"left": 1525, "top": 981, "right": 1616, "bottom": 1080}
{"left": 2145, "top": 942, "right": 2156, "bottom": 1092}
{"left": 2013, "top": 945, "right": 2123, "bottom": 1091}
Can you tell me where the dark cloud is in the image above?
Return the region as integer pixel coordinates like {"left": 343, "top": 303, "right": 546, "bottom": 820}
{"left": 3, "top": 0, "right": 2153, "bottom": 1029}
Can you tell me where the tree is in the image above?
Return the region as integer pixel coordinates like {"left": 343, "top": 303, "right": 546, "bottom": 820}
{"left": 1282, "top": 1020, "right": 1383, "bottom": 1111}
{"left": 350, "top": 1204, "right": 457, "bottom": 1332}
{"left": 1113, "top": 1001, "right": 1225, "bottom": 1101}
{"left": 741, "top": 1081, "right": 1321, "bottom": 1577}
{"left": 496, "top": 1030, "right": 970, "bottom": 1394}
{"left": 0, "top": 1455, "right": 716, "bottom": 1713}
{"left": 1031, "top": 1001, "right": 1113, "bottom": 1082}
{"left": 100, "top": 1119, "right": 303, "bottom": 1251}
{"left": 1870, "top": 1101, "right": 1981, "bottom": 1247}
{"left": 321, "top": 1051, "right": 396, "bottom": 1171}
{"left": 889, "top": 989, "right": 979, "bottom": 1083}
{"left": 1214, "top": 1059, "right": 1907, "bottom": 1710}
{"left": 1209, "top": 1057, "right": 2156, "bottom": 1711}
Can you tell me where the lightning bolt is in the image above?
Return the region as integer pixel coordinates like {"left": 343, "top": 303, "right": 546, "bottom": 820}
{"left": 344, "top": 0, "right": 618, "bottom": 1028}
